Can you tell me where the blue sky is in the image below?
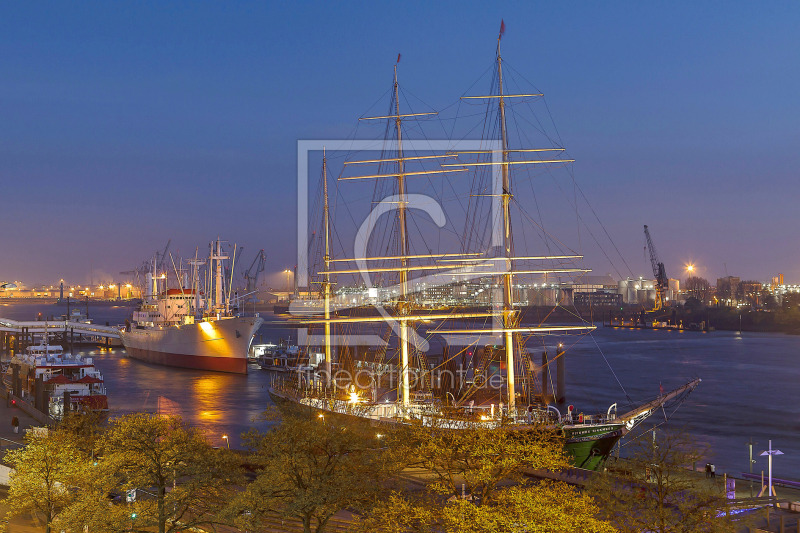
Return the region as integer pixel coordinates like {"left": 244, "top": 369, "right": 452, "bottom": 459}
{"left": 1, "top": 2, "right": 799, "bottom": 286}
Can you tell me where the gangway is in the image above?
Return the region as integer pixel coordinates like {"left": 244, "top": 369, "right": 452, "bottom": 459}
{"left": 0, "top": 318, "right": 121, "bottom": 339}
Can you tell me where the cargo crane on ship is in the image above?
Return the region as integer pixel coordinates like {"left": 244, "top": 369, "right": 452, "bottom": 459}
{"left": 644, "top": 225, "right": 668, "bottom": 311}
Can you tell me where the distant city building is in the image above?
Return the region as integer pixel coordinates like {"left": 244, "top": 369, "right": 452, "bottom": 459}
{"left": 0, "top": 283, "right": 140, "bottom": 299}
{"left": 574, "top": 290, "right": 623, "bottom": 308}
{"left": 618, "top": 277, "right": 656, "bottom": 304}
{"left": 715, "top": 276, "right": 741, "bottom": 306}
{"left": 739, "top": 280, "right": 763, "bottom": 307}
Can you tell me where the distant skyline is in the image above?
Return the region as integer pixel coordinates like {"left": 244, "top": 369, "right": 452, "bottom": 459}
{"left": 2, "top": 2, "right": 799, "bottom": 286}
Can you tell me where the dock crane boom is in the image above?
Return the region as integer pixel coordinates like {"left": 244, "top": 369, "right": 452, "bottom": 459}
{"left": 242, "top": 249, "right": 267, "bottom": 294}
{"left": 644, "top": 225, "right": 667, "bottom": 310}
{"left": 155, "top": 239, "right": 171, "bottom": 274}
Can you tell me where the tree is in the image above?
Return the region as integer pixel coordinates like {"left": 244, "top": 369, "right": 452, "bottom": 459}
{"left": 360, "top": 484, "right": 616, "bottom": 533}
{"left": 358, "top": 421, "right": 615, "bottom": 533}
{"left": 684, "top": 296, "right": 704, "bottom": 312}
{"left": 440, "top": 483, "right": 616, "bottom": 533}
{"left": 58, "top": 413, "right": 242, "bottom": 533}
{"left": 782, "top": 292, "right": 800, "bottom": 310}
{"left": 395, "top": 418, "right": 568, "bottom": 503}
{"left": 684, "top": 276, "right": 710, "bottom": 303}
{"left": 762, "top": 291, "right": 778, "bottom": 310}
{"left": 587, "top": 430, "right": 743, "bottom": 533}
{"left": 228, "top": 408, "right": 403, "bottom": 533}
{"left": 4, "top": 429, "right": 88, "bottom": 533}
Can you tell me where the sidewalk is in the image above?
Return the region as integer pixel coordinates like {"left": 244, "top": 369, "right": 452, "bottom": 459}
{"left": 0, "top": 387, "right": 44, "bottom": 453}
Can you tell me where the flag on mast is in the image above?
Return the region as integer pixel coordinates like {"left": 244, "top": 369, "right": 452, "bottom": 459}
{"left": 499, "top": 20, "right": 506, "bottom": 40}
{"left": 397, "top": 53, "right": 401, "bottom": 64}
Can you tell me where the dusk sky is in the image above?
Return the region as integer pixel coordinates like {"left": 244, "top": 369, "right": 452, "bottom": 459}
{"left": 2, "top": 2, "right": 799, "bottom": 287}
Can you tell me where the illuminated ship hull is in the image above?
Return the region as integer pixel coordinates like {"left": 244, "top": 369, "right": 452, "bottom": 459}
{"left": 120, "top": 316, "right": 263, "bottom": 374}
{"left": 268, "top": 387, "right": 625, "bottom": 470}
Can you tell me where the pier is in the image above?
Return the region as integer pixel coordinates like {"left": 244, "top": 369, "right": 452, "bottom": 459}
{"left": 0, "top": 318, "right": 121, "bottom": 351}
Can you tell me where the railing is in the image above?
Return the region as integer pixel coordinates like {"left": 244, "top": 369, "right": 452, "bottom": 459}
{"left": 270, "top": 374, "right": 617, "bottom": 429}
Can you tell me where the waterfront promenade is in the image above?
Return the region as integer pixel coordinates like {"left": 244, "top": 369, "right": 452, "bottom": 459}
{"left": 0, "top": 382, "right": 49, "bottom": 532}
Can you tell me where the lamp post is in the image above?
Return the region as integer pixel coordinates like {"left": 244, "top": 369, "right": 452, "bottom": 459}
{"left": 222, "top": 434, "right": 229, "bottom": 449}
{"left": 747, "top": 438, "right": 757, "bottom": 497}
{"left": 759, "top": 439, "right": 783, "bottom": 498}
{"left": 283, "top": 269, "right": 292, "bottom": 294}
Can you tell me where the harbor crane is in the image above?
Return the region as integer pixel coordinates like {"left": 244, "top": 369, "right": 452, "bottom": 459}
{"left": 155, "top": 239, "right": 171, "bottom": 274}
{"left": 242, "top": 249, "right": 266, "bottom": 293}
{"left": 120, "top": 240, "right": 172, "bottom": 297}
{"left": 644, "top": 225, "right": 668, "bottom": 311}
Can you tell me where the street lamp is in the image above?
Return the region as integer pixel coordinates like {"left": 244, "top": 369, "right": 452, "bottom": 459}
{"left": 686, "top": 264, "right": 695, "bottom": 274}
{"left": 760, "top": 440, "right": 783, "bottom": 497}
{"left": 284, "top": 269, "right": 292, "bottom": 293}
{"left": 222, "top": 434, "right": 230, "bottom": 449}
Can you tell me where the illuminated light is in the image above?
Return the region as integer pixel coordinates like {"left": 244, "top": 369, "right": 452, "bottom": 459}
{"left": 480, "top": 415, "right": 489, "bottom": 421}
{"left": 349, "top": 392, "right": 359, "bottom": 403}
{"left": 199, "top": 321, "right": 215, "bottom": 336}
{"left": 376, "top": 433, "right": 384, "bottom": 439}
{"left": 318, "top": 413, "right": 324, "bottom": 418}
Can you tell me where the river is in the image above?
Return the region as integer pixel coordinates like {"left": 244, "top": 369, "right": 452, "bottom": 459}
{"left": 1, "top": 300, "right": 797, "bottom": 480}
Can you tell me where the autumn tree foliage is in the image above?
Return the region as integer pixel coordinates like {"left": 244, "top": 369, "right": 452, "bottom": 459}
{"left": 49, "top": 414, "right": 241, "bottom": 533}
{"left": 358, "top": 420, "right": 615, "bottom": 533}
{"left": 389, "top": 418, "right": 568, "bottom": 503}
{"left": 4, "top": 429, "right": 87, "bottom": 533}
{"left": 228, "top": 408, "right": 404, "bottom": 533}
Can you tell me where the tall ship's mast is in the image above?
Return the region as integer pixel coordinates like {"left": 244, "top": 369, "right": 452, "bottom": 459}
{"left": 394, "top": 62, "right": 411, "bottom": 407}
{"left": 322, "top": 148, "right": 332, "bottom": 383}
{"left": 497, "top": 35, "right": 519, "bottom": 413}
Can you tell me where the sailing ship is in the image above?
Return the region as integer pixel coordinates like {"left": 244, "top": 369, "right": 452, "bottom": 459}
{"left": 120, "top": 239, "right": 263, "bottom": 374}
{"left": 270, "top": 30, "right": 699, "bottom": 470}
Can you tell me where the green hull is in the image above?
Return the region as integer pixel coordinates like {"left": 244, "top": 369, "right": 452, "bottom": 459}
{"left": 269, "top": 389, "right": 625, "bottom": 471}
{"left": 563, "top": 424, "right": 625, "bottom": 471}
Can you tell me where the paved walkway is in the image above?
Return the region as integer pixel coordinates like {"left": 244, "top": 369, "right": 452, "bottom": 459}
{"left": 0, "top": 387, "right": 44, "bottom": 452}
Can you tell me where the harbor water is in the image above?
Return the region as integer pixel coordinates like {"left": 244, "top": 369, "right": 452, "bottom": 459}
{"left": 1, "top": 300, "right": 798, "bottom": 480}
